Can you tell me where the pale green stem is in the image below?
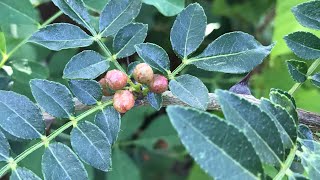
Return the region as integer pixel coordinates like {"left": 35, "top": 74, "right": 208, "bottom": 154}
{"left": 288, "top": 58, "right": 320, "bottom": 95}
{"left": 273, "top": 145, "right": 298, "bottom": 180}
{"left": 0, "top": 100, "right": 113, "bottom": 177}
{"left": 0, "top": 11, "right": 63, "bottom": 69}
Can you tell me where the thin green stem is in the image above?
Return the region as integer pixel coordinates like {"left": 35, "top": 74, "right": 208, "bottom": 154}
{"left": 169, "top": 60, "right": 188, "bottom": 79}
{"left": 288, "top": 58, "right": 320, "bottom": 95}
{"left": 0, "top": 11, "right": 63, "bottom": 69}
{"left": 274, "top": 145, "right": 298, "bottom": 180}
{"left": 0, "top": 100, "right": 113, "bottom": 177}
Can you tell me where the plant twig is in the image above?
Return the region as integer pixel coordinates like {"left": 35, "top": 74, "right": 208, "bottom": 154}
{"left": 43, "top": 91, "right": 320, "bottom": 131}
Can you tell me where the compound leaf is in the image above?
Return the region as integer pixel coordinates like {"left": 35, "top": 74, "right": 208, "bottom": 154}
{"left": 30, "top": 79, "right": 74, "bottom": 118}
{"left": 42, "top": 142, "right": 88, "bottom": 180}
{"left": 0, "top": 90, "right": 45, "bottom": 139}
{"left": 29, "top": 23, "right": 94, "bottom": 51}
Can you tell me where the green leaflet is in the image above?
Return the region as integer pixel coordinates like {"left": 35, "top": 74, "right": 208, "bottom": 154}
{"left": 142, "top": 0, "right": 184, "bottom": 16}
{"left": 0, "top": 130, "right": 10, "bottom": 161}
{"left": 71, "top": 121, "right": 112, "bottom": 171}
{"left": 292, "top": 1, "right": 320, "bottom": 30}
{"left": 260, "top": 98, "right": 297, "bottom": 149}
{"left": 30, "top": 79, "right": 74, "bottom": 118}
{"left": 0, "top": 28, "right": 5, "bottom": 54}
{"left": 286, "top": 60, "right": 308, "bottom": 83}
{"left": 95, "top": 106, "right": 121, "bottom": 145}
{"left": 11, "top": 59, "right": 49, "bottom": 83}
{"left": 52, "top": 0, "right": 92, "bottom": 29}
{"left": 0, "top": 90, "right": 45, "bottom": 139}
{"left": 42, "top": 142, "right": 88, "bottom": 180}
{"left": 29, "top": 23, "right": 94, "bottom": 51}
{"left": 170, "top": 3, "right": 206, "bottom": 58}
{"left": 0, "top": 0, "right": 39, "bottom": 25}
{"left": 68, "top": 80, "right": 102, "bottom": 105}
{"left": 113, "top": 23, "right": 148, "bottom": 58}
{"left": 135, "top": 43, "right": 170, "bottom": 75}
{"left": 216, "top": 90, "right": 285, "bottom": 166}
{"left": 83, "top": 0, "right": 109, "bottom": 12}
{"left": 10, "top": 167, "right": 41, "bottom": 180}
{"left": 300, "top": 140, "right": 320, "bottom": 179}
{"left": 169, "top": 74, "right": 208, "bottom": 110}
{"left": 284, "top": 31, "right": 320, "bottom": 60}
{"left": 99, "top": 0, "right": 142, "bottom": 37}
{"left": 147, "top": 92, "right": 163, "bottom": 110}
{"left": 107, "top": 148, "right": 141, "bottom": 180}
{"left": 63, "top": 50, "right": 109, "bottom": 79}
{"left": 189, "top": 32, "right": 274, "bottom": 74}
{"left": 167, "top": 105, "right": 263, "bottom": 179}
{"left": 311, "top": 73, "right": 320, "bottom": 88}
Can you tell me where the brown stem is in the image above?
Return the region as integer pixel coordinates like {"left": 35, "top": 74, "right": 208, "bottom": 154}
{"left": 43, "top": 91, "right": 320, "bottom": 131}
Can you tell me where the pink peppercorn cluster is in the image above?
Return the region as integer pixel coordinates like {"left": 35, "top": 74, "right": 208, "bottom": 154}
{"left": 98, "top": 63, "right": 168, "bottom": 113}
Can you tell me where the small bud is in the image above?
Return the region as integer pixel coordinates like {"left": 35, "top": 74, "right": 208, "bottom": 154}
{"left": 113, "top": 90, "right": 135, "bottom": 113}
{"left": 149, "top": 74, "right": 168, "bottom": 94}
{"left": 105, "top": 70, "right": 128, "bottom": 90}
{"left": 98, "top": 78, "right": 113, "bottom": 96}
{"left": 133, "top": 63, "right": 154, "bottom": 84}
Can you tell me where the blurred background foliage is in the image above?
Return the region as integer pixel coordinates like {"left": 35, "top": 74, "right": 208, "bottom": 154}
{"left": 0, "top": 0, "right": 319, "bottom": 179}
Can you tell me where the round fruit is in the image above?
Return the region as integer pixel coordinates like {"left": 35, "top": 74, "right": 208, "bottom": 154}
{"left": 105, "top": 70, "right": 128, "bottom": 90}
{"left": 113, "top": 90, "right": 135, "bottom": 113}
{"left": 149, "top": 74, "right": 168, "bottom": 94}
{"left": 133, "top": 63, "right": 154, "bottom": 84}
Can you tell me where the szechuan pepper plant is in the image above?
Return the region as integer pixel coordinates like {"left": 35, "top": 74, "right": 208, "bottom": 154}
{"left": 0, "top": 0, "right": 320, "bottom": 179}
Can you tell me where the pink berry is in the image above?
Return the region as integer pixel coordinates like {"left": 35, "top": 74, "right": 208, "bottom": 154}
{"left": 105, "top": 70, "right": 128, "bottom": 90}
{"left": 133, "top": 63, "right": 154, "bottom": 84}
{"left": 113, "top": 90, "right": 135, "bottom": 113}
{"left": 149, "top": 74, "right": 168, "bottom": 94}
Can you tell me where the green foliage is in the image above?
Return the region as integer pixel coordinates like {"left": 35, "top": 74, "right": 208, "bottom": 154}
{"left": 142, "top": 0, "right": 184, "bottom": 16}
{"left": 113, "top": 23, "right": 148, "bottom": 59}
{"left": 292, "top": 1, "right": 320, "bottom": 30}
{"left": 70, "top": 121, "right": 111, "bottom": 171}
{"left": 99, "top": 0, "right": 142, "bottom": 37}
{"left": 284, "top": 31, "right": 320, "bottom": 60}
{"left": 286, "top": 60, "right": 308, "bottom": 83}
{"left": 29, "top": 23, "right": 94, "bottom": 51}
{"left": 63, "top": 50, "right": 109, "bottom": 79}
{"left": 94, "top": 107, "right": 121, "bottom": 145}
{"left": 135, "top": 43, "right": 170, "bottom": 75}
{"left": 0, "top": 90, "right": 44, "bottom": 139}
{"left": 191, "top": 32, "right": 274, "bottom": 73}
{"left": 0, "top": 0, "right": 319, "bottom": 179}
{"left": 169, "top": 74, "right": 208, "bottom": 110}
{"left": 30, "top": 79, "right": 74, "bottom": 118}
{"left": 69, "top": 80, "right": 102, "bottom": 105}
{"left": 42, "top": 142, "right": 88, "bottom": 180}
